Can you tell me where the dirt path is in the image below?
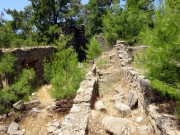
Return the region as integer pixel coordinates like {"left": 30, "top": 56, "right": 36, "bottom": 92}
{"left": 19, "top": 85, "right": 64, "bottom": 135}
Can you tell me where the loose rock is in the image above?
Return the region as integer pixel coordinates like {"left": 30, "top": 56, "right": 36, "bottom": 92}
{"left": 95, "top": 100, "right": 106, "bottom": 112}
{"left": 136, "top": 117, "right": 143, "bottom": 123}
{"left": 101, "top": 116, "right": 131, "bottom": 135}
{"left": 7, "top": 122, "right": 19, "bottom": 134}
{"left": 115, "top": 101, "right": 131, "bottom": 114}
{"left": 13, "top": 100, "right": 25, "bottom": 111}
{"left": 24, "top": 100, "right": 41, "bottom": 110}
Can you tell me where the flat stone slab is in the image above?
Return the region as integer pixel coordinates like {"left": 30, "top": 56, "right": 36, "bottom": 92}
{"left": 101, "top": 116, "right": 131, "bottom": 135}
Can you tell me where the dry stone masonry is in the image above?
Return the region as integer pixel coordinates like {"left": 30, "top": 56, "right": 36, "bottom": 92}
{"left": 0, "top": 46, "right": 56, "bottom": 86}
{"left": 115, "top": 42, "right": 180, "bottom": 135}
{"left": 47, "top": 66, "right": 99, "bottom": 135}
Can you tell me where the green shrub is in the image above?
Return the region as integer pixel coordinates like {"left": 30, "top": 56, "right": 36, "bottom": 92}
{"left": 0, "top": 53, "right": 16, "bottom": 75}
{"left": 44, "top": 35, "right": 86, "bottom": 100}
{"left": 151, "top": 79, "right": 180, "bottom": 100}
{"left": 86, "top": 38, "right": 102, "bottom": 63}
{"left": 137, "top": 1, "right": 180, "bottom": 102}
{"left": 0, "top": 68, "right": 35, "bottom": 114}
{"left": 51, "top": 48, "right": 85, "bottom": 99}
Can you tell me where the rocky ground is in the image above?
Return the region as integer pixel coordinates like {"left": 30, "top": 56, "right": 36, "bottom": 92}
{"left": 88, "top": 49, "right": 154, "bottom": 135}
{"left": 0, "top": 85, "right": 66, "bottom": 135}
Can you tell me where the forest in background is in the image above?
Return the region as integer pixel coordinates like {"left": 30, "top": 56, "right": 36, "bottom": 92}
{"left": 0, "top": 0, "right": 179, "bottom": 117}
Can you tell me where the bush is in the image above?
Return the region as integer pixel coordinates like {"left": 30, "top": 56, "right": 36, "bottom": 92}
{"left": 0, "top": 53, "right": 16, "bottom": 75}
{"left": 137, "top": 0, "right": 180, "bottom": 101}
{"left": 86, "top": 38, "right": 102, "bottom": 63}
{"left": 0, "top": 68, "right": 35, "bottom": 114}
{"left": 52, "top": 48, "right": 85, "bottom": 99}
{"left": 44, "top": 39, "right": 85, "bottom": 100}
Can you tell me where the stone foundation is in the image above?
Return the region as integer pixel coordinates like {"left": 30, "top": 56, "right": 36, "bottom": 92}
{"left": 115, "top": 43, "right": 180, "bottom": 135}
{"left": 48, "top": 67, "right": 99, "bottom": 135}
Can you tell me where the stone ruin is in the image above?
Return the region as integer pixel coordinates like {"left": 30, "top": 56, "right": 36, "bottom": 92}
{"left": 0, "top": 40, "right": 179, "bottom": 135}
{"left": 0, "top": 46, "right": 56, "bottom": 87}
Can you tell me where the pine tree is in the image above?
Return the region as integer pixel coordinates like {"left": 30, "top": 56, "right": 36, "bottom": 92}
{"left": 85, "top": 0, "right": 113, "bottom": 37}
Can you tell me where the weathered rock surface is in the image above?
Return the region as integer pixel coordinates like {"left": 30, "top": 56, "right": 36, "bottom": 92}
{"left": 9, "top": 130, "right": 24, "bottom": 135}
{"left": 136, "top": 116, "right": 143, "bottom": 123}
{"left": 47, "top": 120, "right": 61, "bottom": 134}
{"left": 101, "top": 116, "right": 131, "bottom": 135}
{"left": 115, "top": 101, "right": 131, "bottom": 114}
{"left": 59, "top": 103, "right": 90, "bottom": 135}
{"left": 24, "top": 100, "right": 40, "bottom": 110}
{"left": 95, "top": 100, "right": 106, "bottom": 111}
{"left": 13, "top": 100, "right": 25, "bottom": 111}
{"left": 7, "top": 122, "right": 19, "bottom": 134}
{"left": 128, "top": 90, "right": 138, "bottom": 109}
{"left": 138, "top": 125, "right": 153, "bottom": 135}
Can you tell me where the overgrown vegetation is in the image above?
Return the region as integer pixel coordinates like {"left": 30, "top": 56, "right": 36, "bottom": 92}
{"left": 44, "top": 37, "right": 85, "bottom": 100}
{"left": 0, "top": 53, "right": 35, "bottom": 114}
{"left": 0, "top": 68, "right": 35, "bottom": 114}
{"left": 136, "top": 0, "right": 180, "bottom": 118}
{"left": 86, "top": 38, "right": 102, "bottom": 63}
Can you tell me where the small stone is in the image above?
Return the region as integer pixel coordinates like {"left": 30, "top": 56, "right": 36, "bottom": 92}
{"left": 7, "top": 122, "right": 19, "bottom": 134}
{"left": 70, "top": 105, "right": 80, "bottom": 113}
{"left": 24, "top": 100, "right": 40, "bottom": 110}
{"left": 38, "top": 104, "right": 45, "bottom": 110}
{"left": 47, "top": 114, "right": 53, "bottom": 117}
{"left": 31, "top": 92, "right": 37, "bottom": 96}
{"left": 29, "top": 108, "right": 40, "bottom": 116}
{"left": 115, "top": 101, "right": 131, "bottom": 113}
{"left": 13, "top": 100, "right": 25, "bottom": 111}
{"left": 95, "top": 100, "right": 106, "bottom": 112}
{"left": 136, "top": 117, "right": 143, "bottom": 123}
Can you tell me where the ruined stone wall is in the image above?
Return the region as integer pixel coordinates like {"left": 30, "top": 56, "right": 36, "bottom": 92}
{"left": 48, "top": 66, "right": 99, "bottom": 135}
{"left": 0, "top": 46, "right": 56, "bottom": 86}
{"left": 115, "top": 42, "right": 180, "bottom": 135}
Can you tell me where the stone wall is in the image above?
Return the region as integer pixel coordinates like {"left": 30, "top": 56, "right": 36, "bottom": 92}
{"left": 115, "top": 42, "right": 180, "bottom": 135}
{"left": 48, "top": 66, "right": 99, "bottom": 135}
{"left": 0, "top": 46, "right": 56, "bottom": 86}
